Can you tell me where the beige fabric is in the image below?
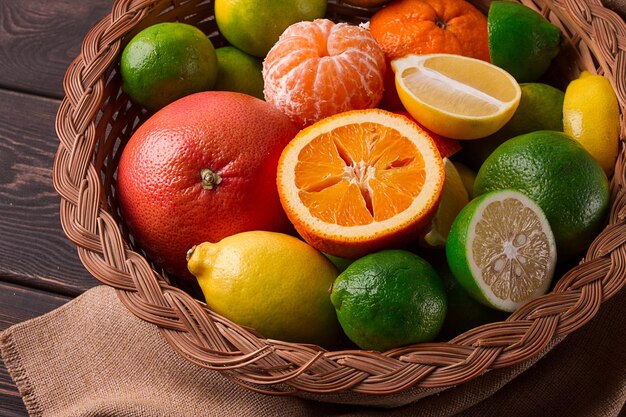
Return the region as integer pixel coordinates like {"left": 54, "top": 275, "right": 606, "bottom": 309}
{"left": 1, "top": 284, "right": 625, "bottom": 417}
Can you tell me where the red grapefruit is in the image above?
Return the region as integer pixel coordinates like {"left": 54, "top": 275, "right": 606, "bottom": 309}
{"left": 117, "top": 91, "right": 298, "bottom": 280}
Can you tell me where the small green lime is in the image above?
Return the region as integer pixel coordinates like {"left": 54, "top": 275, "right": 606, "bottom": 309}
{"left": 446, "top": 190, "right": 557, "bottom": 312}
{"left": 324, "top": 253, "right": 355, "bottom": 272}
{"left": 435, "top": 258, "right": 508, "bottom": 340}
{"left": 330, "top": 250, "right": 447, "bottom": 352}
{"left": 120, "top": 22, "right": 218, "bottom": 111}
{"left": 473, "top": 131, "right": 610, "bottom": 257}
{"left": 214, "top": 46, "right": 264, "bottom": 99}
{"left": 488, "top": 1, "right": 562, "bottom": 82}
{"left": 462, "top": 83, "right": 564, "bottom": 169}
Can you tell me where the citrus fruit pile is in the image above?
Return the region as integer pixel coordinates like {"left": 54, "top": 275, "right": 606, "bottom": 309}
{"left": 114, "top": 0, "right": 620, "bottom": 351}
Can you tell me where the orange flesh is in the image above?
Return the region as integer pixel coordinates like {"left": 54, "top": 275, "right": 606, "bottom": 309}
{"left": 295, "top": 122, "right": 426, "bottom": 226}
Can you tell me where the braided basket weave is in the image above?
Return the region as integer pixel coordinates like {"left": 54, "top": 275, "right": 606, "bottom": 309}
{"left": 54, "top": 0, "right": 626, "bottom": 401}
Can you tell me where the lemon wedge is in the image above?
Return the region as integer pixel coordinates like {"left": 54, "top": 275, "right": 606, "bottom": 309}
{"left": 391, "top": 54, "right": 521, "bottom": 140}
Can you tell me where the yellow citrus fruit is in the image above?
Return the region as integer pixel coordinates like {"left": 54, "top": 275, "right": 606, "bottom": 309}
{"left": 215, "top": 0, "right": 327, "bottom": 58}
{"left": 391, "top": 53, "right": 522, "bottom": 140}
{"left": 453, "top": 161, "right": 477, "bottom": 197}
{"left": 276, "top": 109, "right": 445, "bottom": 259}
{"left": 563, "top": 71, "right": 620, "bottom": 177}
{"left": 421, "top": 158, "right": 470, "bottom": 248}
{"left": 120, "top": 22, "right": 218, "bottom": 111}
{"left": 186, "top": 231, "right": 343, "bottom": 347}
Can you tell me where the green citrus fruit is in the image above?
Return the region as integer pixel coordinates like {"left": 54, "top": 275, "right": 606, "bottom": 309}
{"left": 435, "top": 257, "right": 509, "bottom": 340}
{"left": 488, "top": 1, "right": 562, "bottom": 82}
{"left": 462, "top": 83, "right": 564, "bottom": 169}
{"left": 330, "top": 250, "right": 447, "bottom": 352}
{"left": 446, "top": 189, "right": 557, "bottom": 312}
{"left": 563, "top": 71, "right": 620, "bottom": 177}
{"left": 214, "top": 46, "right": 264, "bottom": 99}
{"left": 324, "top": 253, "right": 354, "bottom": 272}
{"left": 120, "top": 22, "right": 218, "bottom": 111}
{"left": 215, "top": 0, "right": 327, "bottom": 58}
{"left": 187, "top": 231, "right": 343, "bottom": 347}
{"left": 473, "top": 131, "right": 610, "bottom": 257}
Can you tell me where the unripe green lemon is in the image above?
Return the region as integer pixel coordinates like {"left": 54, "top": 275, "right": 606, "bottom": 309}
{"left": 215, "top": 0, "right": 327, "bottom": 58}
{"left": 487, "top": 1, "right": 562, "bottom": 82}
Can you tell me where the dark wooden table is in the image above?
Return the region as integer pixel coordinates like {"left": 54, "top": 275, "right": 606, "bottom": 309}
{"left": 1, "top": 1, "right": 626, "bottom": 416}
{"left": 0, "top": 2, "right": 112, "bottom": 415}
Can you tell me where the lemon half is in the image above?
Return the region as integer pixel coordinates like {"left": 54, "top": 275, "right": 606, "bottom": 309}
{"left": 392, "top": 54, "right": 521, "bottom": 140}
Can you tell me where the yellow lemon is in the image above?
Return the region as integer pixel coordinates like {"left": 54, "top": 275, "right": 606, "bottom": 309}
{"left": 391, "top": 53, "right": 521, "bottom": 140}
{"left": 422, "top": 158, "right": 470, "bottom": 248}
{"left": 563, "top": 71, "right": 620, "bottom": 177}
{"left": 187, "top": 231, "right": 343, "bottom": 347}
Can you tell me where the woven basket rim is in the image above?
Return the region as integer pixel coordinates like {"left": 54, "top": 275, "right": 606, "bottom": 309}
{"left": 53, "top": 0, "right": 626, "bottom": 397}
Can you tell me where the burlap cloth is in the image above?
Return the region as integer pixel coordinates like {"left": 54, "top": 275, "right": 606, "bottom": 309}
{"left": 1, "top": 283, "right": 625, "bottom": 416}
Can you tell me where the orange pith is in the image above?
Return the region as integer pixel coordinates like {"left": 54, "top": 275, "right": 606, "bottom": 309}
{"left": 296, "top": 123, "right": 426, "bottom": 225}
{"left": 277, "top": 109, "right": 445, "bottom": 258}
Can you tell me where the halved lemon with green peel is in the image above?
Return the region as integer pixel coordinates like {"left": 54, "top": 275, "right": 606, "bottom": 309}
{"left": 391, "top": 54, "right": 522, "bottom": 140}
{"left": 446, "top": 189, "right": 556, "bottom": 312}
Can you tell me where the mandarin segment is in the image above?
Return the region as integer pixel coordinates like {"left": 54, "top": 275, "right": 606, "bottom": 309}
{"left": 263, "top": 19, "right": 386, "bottom": 128}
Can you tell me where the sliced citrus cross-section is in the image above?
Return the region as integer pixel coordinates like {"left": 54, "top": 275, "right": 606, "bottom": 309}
{"left": 277, "top": 109, "right": 445, "bottom": 258}
{"left": 446, "top": 189, "right": 557, "bottom": 312}
{"left": 392, "top": 53, "right": 521, "bottom": 140}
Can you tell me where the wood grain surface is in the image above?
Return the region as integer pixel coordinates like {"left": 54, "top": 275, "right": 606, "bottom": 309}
{"left": 0, "top": 89, "right": 99, "bottom": 296}
{"left": 1, "top": 1, "right": 112, "bottom": 415}
{"left": 0, "top": 0, "right": 112, "bottom": 98}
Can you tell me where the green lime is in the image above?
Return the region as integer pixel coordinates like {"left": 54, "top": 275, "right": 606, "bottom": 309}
{"left": 435, "top": 258, "right": 508, "bottom": 340}
{"left": 473, "top": 131, "right": 610, "bottom": 257}
{"left": 324, "top": 253, "right": 355, "bottom": 272}
{"left": 330, "top": 250, "right": 447, "bottom": 352}
{"left": 215, "top": 0, "right": 327, "bottom": 58}
{"left": 214, "top": 46, "right": 264, "bottom": 99}
{"left": 446, "top": 190, "right": 557, "bottom": 312}
{"left": 120, "top": 22, "right": 218, "bottom": 111}
{"left": 462, "top": 83, "right": 564, "bottom": 169}
{"left": 488, "top": 1, "right": 562, "bottom": 82}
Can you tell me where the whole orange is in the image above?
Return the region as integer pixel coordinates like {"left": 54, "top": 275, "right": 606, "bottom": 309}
{"left": 370, "top": 0, "right": 490, "bottom": 109}
{"left": 117, "top": 91, "right": 298, "bottom": 280}
{"left": 369, "top": 0, "right": 489, "bottom": 61}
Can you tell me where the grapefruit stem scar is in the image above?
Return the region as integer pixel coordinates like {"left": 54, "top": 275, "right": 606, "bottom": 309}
{"left": 201, "top": 168, "right": 222, "bottom": 190}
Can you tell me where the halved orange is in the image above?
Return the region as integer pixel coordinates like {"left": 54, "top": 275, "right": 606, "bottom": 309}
{"left": 276, "top": 109, "right": 445, "bottom": 258}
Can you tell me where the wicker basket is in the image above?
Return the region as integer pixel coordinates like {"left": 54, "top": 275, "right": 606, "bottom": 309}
{"left": 54, "top": 0, "right": 626, "bottom": 403}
